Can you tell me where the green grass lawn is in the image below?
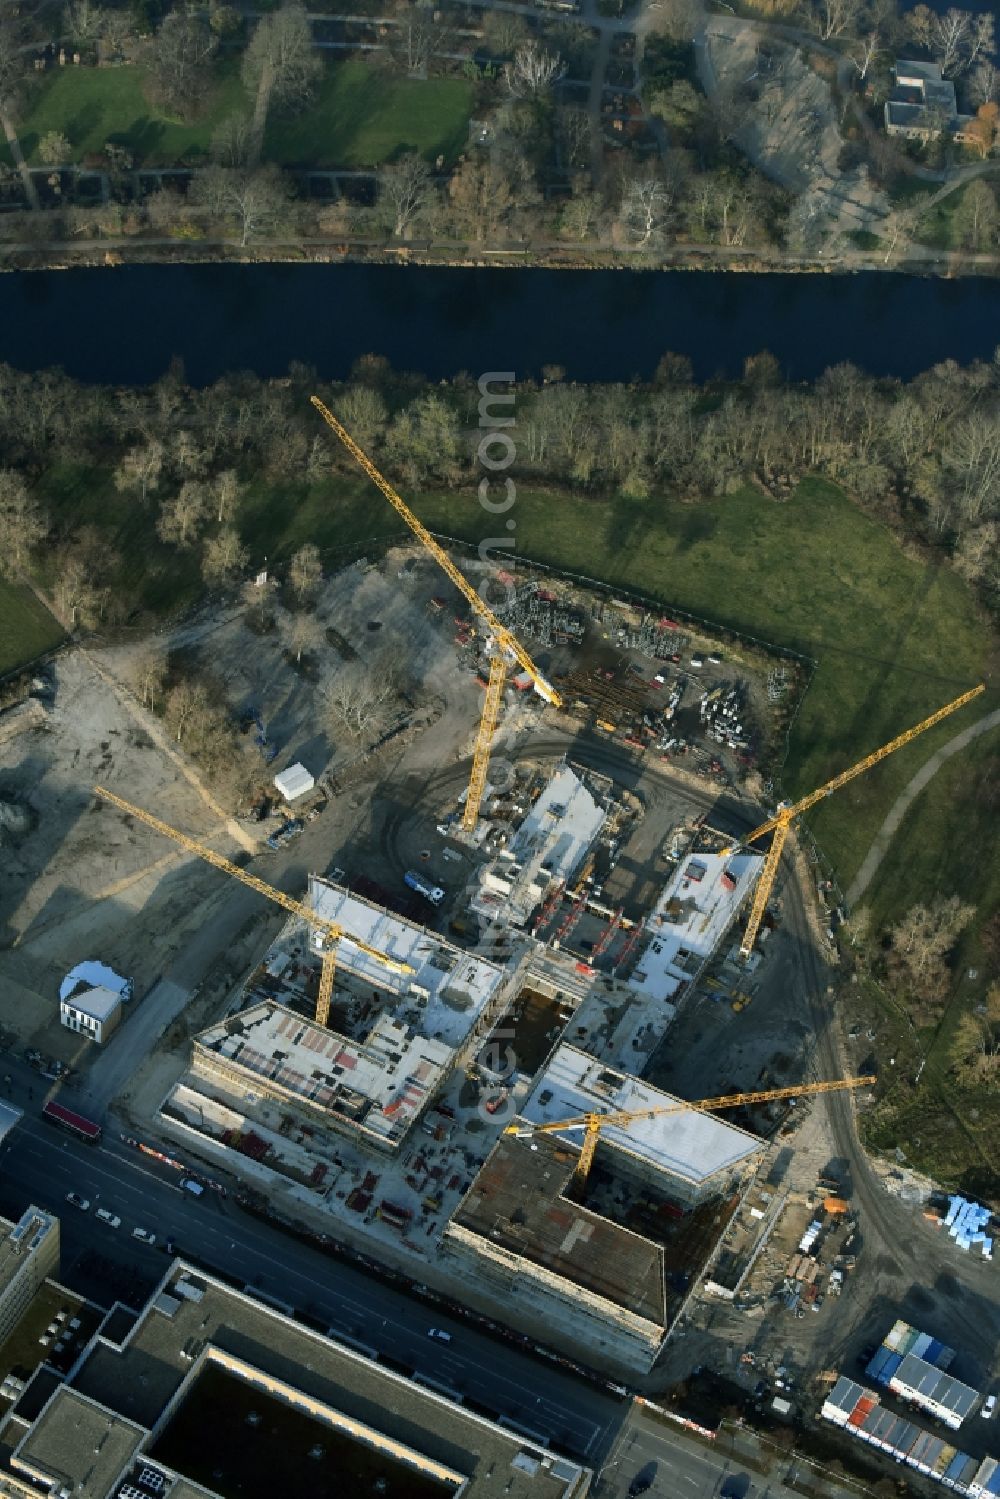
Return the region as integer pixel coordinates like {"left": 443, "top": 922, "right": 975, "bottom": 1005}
{"left": 9, "top": 64, "right": 248, "bottom": 167}
{"left": 235, "top": 470, "right": 991, "bottom": 892}
{"left": 0, "top": 582, "right": 65, "bottom": 676}
{"left": 7, "top": 59, "right": 472, "bottom": 170}
{"left": 264, "top": 60, "right": 474, "bottom": 168}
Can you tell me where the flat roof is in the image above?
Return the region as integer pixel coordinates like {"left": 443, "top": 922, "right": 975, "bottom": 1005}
{"left": 0, "top": 1208, "right": 58, "bottom": 1299}
{"left": 510, "top": 765, "right": 606, "bottom": 889}
{"left": 630, "top": 851, "right": 762, "bottom": 1003}
{"left": 197, "top": 1002, "right": 451, "bottom": 1146}
{"left": 70, "top": 1264, "right": 589, "bottom": 1498}
{"left": 521, "top": 1045, "right": 762, "bottom": 1186}
{"left": 308, "top": 876, "right": 506, "bottom": 1045}
{"left": 12, "top": 1386, "right": 146, "bottom": 1498}
{"left": 63, "top": 984, "right": 122, "bottom": 1022}
{"left": 891, "top": 1353, "right": 979, "bottom": 1422}
{"left": 451, "top": 1133, "right": 667, "bottom": 1326}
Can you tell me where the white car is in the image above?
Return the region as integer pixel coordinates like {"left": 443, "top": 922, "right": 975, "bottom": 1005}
{"left": 65, "top": 1192, "right": 90, "bottom": 1212}
{"left": 427, "top": 1328, "right": 452, "bottom": 1343}
{"left": 132, "top": 1228, "right": 156, "bottom": 1246}
{"left": 982, "top": 1395, "right": 996, "bottom": 1419}
{"left": 95, "top": 1209, "right": 121, "bottom": 1228}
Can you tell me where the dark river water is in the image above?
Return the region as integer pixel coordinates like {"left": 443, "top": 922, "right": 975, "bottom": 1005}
{"left": 2, "top": 263, "right": 998, "bottom": 385}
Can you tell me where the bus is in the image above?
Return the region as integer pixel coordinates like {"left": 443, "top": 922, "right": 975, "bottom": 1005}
{"left": 41, "top": 1100, "right": 102, "bottom": 1145}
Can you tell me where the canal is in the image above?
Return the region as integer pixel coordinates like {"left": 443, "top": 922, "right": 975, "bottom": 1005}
{"left": 2, "top": 263, "right": 997, "bottom": 385}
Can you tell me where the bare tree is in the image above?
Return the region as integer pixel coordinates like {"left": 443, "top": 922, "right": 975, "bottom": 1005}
{"left": 322, "top": 660, "right": 398, "bottom": 739}
{"left": 166, "top": 678, "right": 213, "bottom": 743}
{"left": 202, "top": 527, "right": 249, "bottom": 588}
{"left": 330, "top": 386, "right": 387, "bottom": 453}
{"left": 879, "top": 203, "right": 919, "bottom": 263}
{"left": 157, "top": 481, "right": 212, "bottom": 549}
{"left": 967, "top": 11, "right": 996, "bottom": 70}
{"left": 214, "top": 468, "right": 241, "bottom": 524}
{"left": 211, "top": 111, "right": 255, "bottom": 168}
{"left": 131, "top": 644, "right": 169, "bottom": 710}
{"left": 811, "top": 0, "right": 861, "bottom": 41}
{"left": 114, "top": 441, "right": 164, "bottom": 505}
{"left": 150, "top": 13, "right": 219, "bottom": 119}
{"left": 379, "top": 154, "right": 435, "bottom": 239}
{"left": 931, "top": 7, "right": 971, "bottom": 75}
{"left": 888, "top": 895, "right": 975, "bottom": 1018}
{"left": 65, "top": 0, "right": 106, "bottom": 51}
{"left": 853, "top": 33, "right": 880, "bottom": 79}
{"left": 285, "top": 610, "right": 324, "bottom": 663}
{"left": 0, "top": 470, "right": 47, "bottom": 579}
{"left": 190, "top": 164, "right": 291, "bottom": 246}
{"left": 619, "top": 171, "right": 673, "bottom": 248}
{"left": 970, "top": 58, "right": 1000, "bottom": 105}
{"left": 389, "top": 2, "right": 450, "bottom": 78}
{"left": 242, "top": 3, "right": 319, "bottom": 162}
{"left": 288, "top": 541, "right": 323, "bottom": 604}
{"left": 504, "top": 42, "right": 566, "bottom": 98}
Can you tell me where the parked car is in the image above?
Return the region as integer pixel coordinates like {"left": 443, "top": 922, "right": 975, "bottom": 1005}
{"left": 132, "top": 1228, "right": 156, "bottom": 1246}
{"left": 427, "top": 1328, "right": 452, "bottom": 1343}
{"left": 982, "top": 1394, "right": 996, "bottom": 1419}
{"left": 181, "top": 1178, "right": 204, "bottom": 1197}
{"left": 65, "top": 1192, "right": 90, "bottom": 1212}
{"left": 95, "top": 1209, "right": 121, "bottom": 1228}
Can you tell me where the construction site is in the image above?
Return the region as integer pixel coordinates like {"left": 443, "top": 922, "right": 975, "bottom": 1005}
{"left": 0, "top": 402, "right": 994, "bottom": 1433}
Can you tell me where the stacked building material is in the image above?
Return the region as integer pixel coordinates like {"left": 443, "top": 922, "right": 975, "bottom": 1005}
{"left": 943, "top": 1196, "right": 994, "bottom": 1258}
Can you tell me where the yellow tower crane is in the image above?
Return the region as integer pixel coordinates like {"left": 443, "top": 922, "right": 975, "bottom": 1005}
{"left": 505, "top": 1074, "right": 876, "bottom": 1187}
{"left": 310, "top": 396, "right": 563, "bottom": 833}
{"left": 733, "top": 683, "right": 985, "bottom": 961}
{"left": 93, "top": 786, "right": 414, "bottom": 1027}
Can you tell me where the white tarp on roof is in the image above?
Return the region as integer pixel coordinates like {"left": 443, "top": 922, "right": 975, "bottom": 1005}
{"left": 273, "top": 763, "right": 315, "bottom": 801}
{"left": 59, "top": 961, "right": 131, "bottom": 1002}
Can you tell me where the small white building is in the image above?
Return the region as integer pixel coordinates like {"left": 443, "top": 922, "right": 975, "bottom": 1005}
{"left": 60, "top": 985, "right": 122, "bottom": 1045}
{"left": 273, "top": 763, "right": 315, "bottom": 802}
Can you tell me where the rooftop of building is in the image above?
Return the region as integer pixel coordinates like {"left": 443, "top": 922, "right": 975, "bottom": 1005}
{"left": 520, "top": 1045, "right": 763, "bottom": 1187}
{"left": 0, "top": 1207, "right": 58, "bottom": 1300}
{"left": 629, "top": 852, "right": 762, "bottom": 1004}
{"left": 307, "top": 876, "right": 507, "bottom": 1044}
{"left": 196, "top": 1001, "right": 452, "bottom": 1146}
{"left": 450, "top": 1132, "right": 668, "bottom": 1326}
{"left": 69, "top": 1265, "right": 587, "bottom": 1498}
{"left": 11, "top": 1386, "right": 146, "bottom": 1498}
{"left": 62, "top": 983, "right": 122, "bottom": 1021}
{"left": 891, "top": 1351, "right": 979, "bottom": 1421}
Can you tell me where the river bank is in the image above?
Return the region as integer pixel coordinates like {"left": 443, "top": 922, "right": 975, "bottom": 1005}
{"left": 3, "top": 230, "right": 1000, "bottom": 282}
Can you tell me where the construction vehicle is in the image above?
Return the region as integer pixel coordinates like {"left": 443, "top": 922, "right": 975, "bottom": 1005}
{"left": 93, "top": 786, "right": 414, "bottom": 1027}
{"left": 730, "top": 684, "right": 985, "bottom": 961}
{"left": 505, "top": 1074, "right": 876, "bottom": 1187}
{"left": 310, "top": 397, "right": 562, "bottom": 833}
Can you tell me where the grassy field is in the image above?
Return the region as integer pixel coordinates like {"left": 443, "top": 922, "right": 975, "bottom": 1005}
{"left": 264, "top": 61, "right": 474, "bottom": 168}
{"left": 235, "top": 469, "right": 992, "bottom": 891}
{"left": 7, "top": 59, "right": 472, "bottom": 170}
{"left": 10, "top": 64, "right": 247, "bottom": 167}
{"left": 0, "top": 583, "right": 65, "bottom": 677}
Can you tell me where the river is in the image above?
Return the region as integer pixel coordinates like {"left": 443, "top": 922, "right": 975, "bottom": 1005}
{"left": 3, "top": 263, "right": 999, "bottom": 385}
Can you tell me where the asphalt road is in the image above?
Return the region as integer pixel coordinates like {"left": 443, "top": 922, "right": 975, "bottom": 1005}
{"left": 0, "top": 1112, "right": 625, "bottom": 1463}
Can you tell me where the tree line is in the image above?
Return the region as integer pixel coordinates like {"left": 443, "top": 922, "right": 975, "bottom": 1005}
{"left": 0, "top": 354, "right": 998, "bottom": 623}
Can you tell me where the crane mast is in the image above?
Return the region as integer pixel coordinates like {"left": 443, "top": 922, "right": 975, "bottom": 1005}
{"left": 94, "top": 786, "right": 414, "bottom": 1027}
{"left": 735, "top": 683, "right": 985, "bottom": 960}
{"left": 310, "top": 396, "right": 562, "bottom": 832}
{"left": 506, "top": 1074, "right": 876, "bottom": 1186}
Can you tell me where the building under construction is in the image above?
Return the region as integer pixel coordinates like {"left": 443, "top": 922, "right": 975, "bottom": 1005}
{"left": 442, "top": 1051, "right": 763, "bottom": 1367}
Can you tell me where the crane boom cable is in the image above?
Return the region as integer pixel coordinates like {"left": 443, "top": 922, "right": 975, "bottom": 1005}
{"left": 310, "top": 396, "right": 562, "bottom": 707}
{"left": 464, "top": 655, "right": 507, "bottom": 833}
